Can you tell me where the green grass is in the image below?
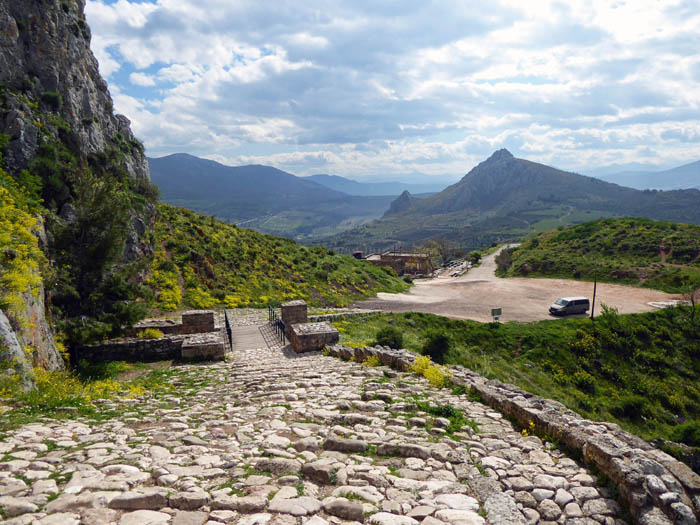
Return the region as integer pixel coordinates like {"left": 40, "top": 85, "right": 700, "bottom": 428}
{"left": 148, "top": 204, "right": 410, "bottom": 310}
{"left": 0, "top": 362, "right": 185, "bottom": 433}
{"left": 501, "top": 217, "right": 700, "bottom": 293}
{"left": 333, "top": 309, "right": 700, "bottom": 447}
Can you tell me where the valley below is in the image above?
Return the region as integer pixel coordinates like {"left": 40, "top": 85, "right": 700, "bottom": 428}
{"left": 353, "top": 248, "right": 678, "bottom": 322}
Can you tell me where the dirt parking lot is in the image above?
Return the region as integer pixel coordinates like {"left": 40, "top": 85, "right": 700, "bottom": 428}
{"left": 354, "top": 249, "right": 680, "bottom": 322}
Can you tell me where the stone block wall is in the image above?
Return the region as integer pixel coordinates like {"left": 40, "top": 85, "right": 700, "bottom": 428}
{"left": 76, "top": 330, "right": 226, "bottom": 364}
{"left": 181, "top": 310, "right": 216, "bottom": 333}
{"left": 74, "top": 336, "right": 185, "bottom": 364}
{"left": 129, "top": 310, "right": 217, "bottom": 337}
{"left": 181, "top": 333, "right": 225, "bottom": 361}
{"left": 282, "top": 300, "right": 308, "bottom": 338}
{"left": 289, "top": 322, "right": 339, "bottom": 353}
{"left": 325, "top": 343, "right": 700, "bottom": 525}
{"left": 308, "top": 310, "right": 379, "bottom": 323}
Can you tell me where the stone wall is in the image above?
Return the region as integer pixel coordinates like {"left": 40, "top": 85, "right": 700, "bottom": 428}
{"left": 325, "top": 344, "right": 700, "bottom": 525}
{"left": 289, "top": 322, "right": 339, "bottom": 353}
{"left": 129, "top": 310, "right": 217, "bottom": 336}
{"left": 74, "top": 336, "right": 185, "bottom": 364}
{"left": 308, "top": 310, "right": 379, "bottom": 323}
{"left": 181, "top": 310, "right": 216, "bottom": 334}
{"left": 75, "top": 328, "right": 226, "bottom": 363}
{"left": 181, "top": 333, "right": 225, "bottom": 361}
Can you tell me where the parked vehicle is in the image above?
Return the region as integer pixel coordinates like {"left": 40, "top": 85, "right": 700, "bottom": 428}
{"left": 549, "top": 297, "right": 590, "bottom": 316}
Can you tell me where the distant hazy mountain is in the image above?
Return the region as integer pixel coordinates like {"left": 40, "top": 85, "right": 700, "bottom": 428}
{"left": 322, "top": 149, "right": 700, "bottom": 252}
{"left": 148, "top": 154, "right": 395, "bottom": 240}
{"left": 306, "top": 174, "right": 445, "bottom": 196}
{"left": 593, "top": 160, "right": 700, "bottom": 190}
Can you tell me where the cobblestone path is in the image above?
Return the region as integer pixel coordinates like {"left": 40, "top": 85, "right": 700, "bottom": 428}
{"left": 0, "top": 312, "right": 625, "bottom": 525}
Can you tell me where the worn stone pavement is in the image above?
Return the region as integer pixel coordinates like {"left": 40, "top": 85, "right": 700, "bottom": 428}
{"left": 0, "top": 310, "right": 626, "bottom": 525}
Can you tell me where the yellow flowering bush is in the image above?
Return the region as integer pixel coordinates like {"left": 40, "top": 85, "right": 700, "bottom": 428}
{"left": 146, "top": 252, "right": 182, "bottom": 311}
{"left": 410, "top": 355, "right": 431, "bottom": 375}
{"left": 362, "top": 355, "right": 381, "bottom": 367}
{"left": 0, "top": 186, "right": 46, "bottom": 321}
{"left": 423, "top": 364, "right": 451, "bottom": 388}
{"left": 410, "top": 355, "right": 452, "bottom": 388}
{"left": 185, "top": 287, "right": 216, "bottom": 308}
{"left": 137, "top": 328, "right": 164, "bottom": 339}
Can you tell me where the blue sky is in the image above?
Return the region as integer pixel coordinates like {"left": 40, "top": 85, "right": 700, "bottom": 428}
{"left": 85, "top": 0, "right": 700, "bottom": 180}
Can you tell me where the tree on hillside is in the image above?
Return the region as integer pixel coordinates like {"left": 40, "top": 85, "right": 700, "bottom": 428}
{"left": 685, "top": 287, "right": 699, "bottom": 326}
{"left": 427, "top": 238, "right": 451, "bottom": 265}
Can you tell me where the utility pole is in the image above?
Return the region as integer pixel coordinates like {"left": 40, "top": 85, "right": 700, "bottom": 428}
{"left": 590, "top": 269, "right": 597, "bottom": 321}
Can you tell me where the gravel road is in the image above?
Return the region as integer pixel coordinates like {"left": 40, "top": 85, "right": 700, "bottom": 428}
{"left": 353, "top": 248, "right": 679, "bottom": 322}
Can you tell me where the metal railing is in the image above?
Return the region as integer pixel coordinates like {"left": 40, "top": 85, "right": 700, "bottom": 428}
{"left": 268, "top": 305, "right": 286, "bottom": 344}
{"left": 224, "top": 309, "right": 233, "bottom": 351}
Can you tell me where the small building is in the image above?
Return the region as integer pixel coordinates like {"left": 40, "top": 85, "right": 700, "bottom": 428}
{"left": 365, "top": 251, "right": 433, "bottom": 275}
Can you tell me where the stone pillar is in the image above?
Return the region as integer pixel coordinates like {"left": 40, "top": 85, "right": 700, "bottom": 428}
{"left": 181, "top": 310, "right": 215, "bottom": 333}
{"left": 281, "top": 300, "right": 307, "bottom": 338}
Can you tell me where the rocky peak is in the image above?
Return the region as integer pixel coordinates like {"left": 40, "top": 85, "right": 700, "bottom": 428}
{"left": 484, "top": 148, "right": 514, "bottom": 163}
{"left": 384, "top": 190, "right": 415, "bottom": 216}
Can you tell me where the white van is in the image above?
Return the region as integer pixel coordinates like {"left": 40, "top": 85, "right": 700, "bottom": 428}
{"left": 549, "top": 297, "right": 590, "bottom": 316}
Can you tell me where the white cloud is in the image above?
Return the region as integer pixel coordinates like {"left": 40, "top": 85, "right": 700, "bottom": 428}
{"left": 129, "top": 72, "right": 156, "bottom": 86}
{"left": 85, "top": 0, "right": 700, "bottom": 177}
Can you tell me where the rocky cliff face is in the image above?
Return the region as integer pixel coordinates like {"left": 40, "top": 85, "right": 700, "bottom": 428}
{"left": 0, "top": 0, "right": 147, "bottom": 181}
{"left": 0, "top": 0, "right": 155, "bottom": 375}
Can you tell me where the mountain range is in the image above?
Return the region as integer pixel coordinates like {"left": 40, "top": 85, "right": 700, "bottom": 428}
{"left": 322, "top": 149, "right": 700, "bottom": 252}
{"left": 148, "top": 154, "right": 396, "bottom": 239}
{"left": 305, "top": 174, "right": 445, "bottom": 196}
{"left": 592, "top": 160, "right": 700, "bottom": 190}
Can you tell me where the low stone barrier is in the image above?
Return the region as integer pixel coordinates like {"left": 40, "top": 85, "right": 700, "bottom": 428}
{"left": 74, "top": 336, "right": 185, "bottom": 364}
{"left": 325, "top": 344, "right": 700, "bottom": 525}
{"left": 129, "top": 310, "right": 217, "bottom": 337}
{"left": 75, "top": 332, "right": 226, "bottom": 364}
{"left": 289, "top": 322, "right": 339, "bottom": 353}
{"left": 308, "top": 310, "right": 379, "bottom": 323}
{"left": 181, "top": 333, "right": 225, "bottom": 361}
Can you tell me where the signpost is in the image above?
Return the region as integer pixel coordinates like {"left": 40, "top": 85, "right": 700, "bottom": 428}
{"left": 491, "top": 307, "right": 502, "bottom": 322}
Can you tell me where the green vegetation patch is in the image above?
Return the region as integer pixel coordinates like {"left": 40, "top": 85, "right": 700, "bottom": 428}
{"left": 0, "top": 361, "right": 179, "bottom": 432}
{"left": 333, "top": 309, "right": 700, "bottom": 446}
{"left": 500, "top": 218, "right": 700, "bottom": 293}
{"left": 148, "top": 204, "right": 410, "bottom": 310}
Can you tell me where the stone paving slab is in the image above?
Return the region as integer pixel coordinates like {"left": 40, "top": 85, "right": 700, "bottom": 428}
{"left": 0, "top": 314, "right": 632, "bottom": 525}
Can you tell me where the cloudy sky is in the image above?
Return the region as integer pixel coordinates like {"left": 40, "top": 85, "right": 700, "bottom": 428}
{"left": 85, "top": 0, "right": 700, "bottom": 180}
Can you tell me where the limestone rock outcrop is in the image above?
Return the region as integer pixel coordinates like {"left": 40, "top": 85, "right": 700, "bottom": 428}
{"left": 0, "top": 0, "right": 154, "bottom": 376}
{"left": 0, "top": 0, "right": 148, "bottom": 181}
{"left": 0, "top": 309, "right": 35, "bottom": 391}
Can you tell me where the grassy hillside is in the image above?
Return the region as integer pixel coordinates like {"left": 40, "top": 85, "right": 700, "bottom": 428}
{"left": 333, "top": 308, "right": 700, "bottom": 447}
{"left": 500, "top": 218, "right": 700, "bottom": 293}
{"left": 148, "top": 204, "right": 410, "bottom": 310}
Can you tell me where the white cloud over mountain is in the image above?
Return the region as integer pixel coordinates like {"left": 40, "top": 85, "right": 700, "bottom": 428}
{"left": 86, "top": 0, "right": 700, "bottom": 178}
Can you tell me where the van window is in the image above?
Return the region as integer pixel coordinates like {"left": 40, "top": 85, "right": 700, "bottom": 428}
{"left": 555, "top": 299, "right": 568, "bottom": 306}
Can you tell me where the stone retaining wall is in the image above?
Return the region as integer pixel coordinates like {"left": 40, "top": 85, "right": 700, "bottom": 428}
{"left": 326, "top": 344, "right": 700, "bottom": 525}
{"left": 308, "top": 310, "right": 379, "bottom": 323}
{"left": 129, "top": 310, "right": 217, "bottom": 337}
{"left": 75, "top": 332, "right": 226, "bottom": 364}
{"left": 74, "top": 336, "right": 185, "bottom": 364}
{"left": 289, "top": 322, "right": 339, "bottom": 353}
